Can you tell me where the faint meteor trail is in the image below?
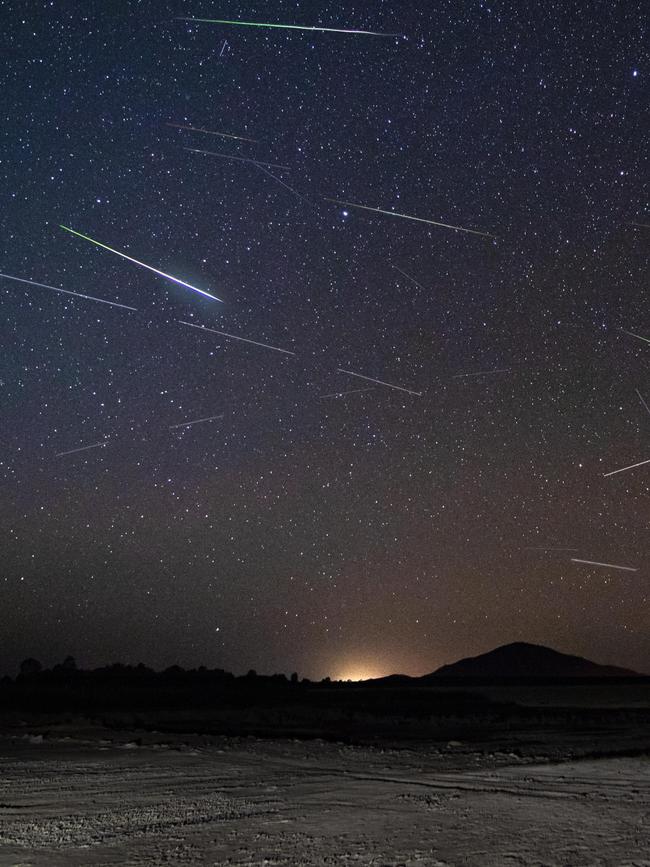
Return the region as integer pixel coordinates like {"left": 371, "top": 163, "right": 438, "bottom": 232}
{"left": 392, "top": 265, "right": 427, "bottom": 292}
{"left": 570, "top": 558, "right": 638, "bottom": 573}
{"left": 523, "top": 546, "right": 579, "bottom": 551}
{"left": 630, "top": 222, "right": 650, "bottom": 230}
{"left": 603, "top": 457, "right": 650, "bottom": 477}
{"left": 320, "top": 387, "right": 375, "bottom": 400}
{"left": 635, "top": 389, "right": 650, "bottom": 418}
{"left": 178, "top": 320, "right": 296, "bottom": 356}
{"left": 0, "top": 271, "right": 137, "bottom": 312}
{"left": 59, "top": 226, "right": 223, "bottom": 302}
{"left": 178, "top": 17, "right": 397, "bottom": 37}
{"left": 166, "top": 122, "right": 257, "bottom": 143}
{"left": 169, "top": 413, "right": 224, "bottom": 430}
{"left": 56, "top": 440, "right": 109, "bottom": 457}
{"left": 324, "top": 198, "right": 496, "bottom": 238}
{"left": 185, "top": 147, "right": 289, "bottom": 171}
{"left": 219, "top": 40, "right": 228, "bottom": 57}
{"left": 453, "top": 368, "right": 511, "bottom": 378}
{"left": 620, "top": 328, "right": 650, "bottom": 346}
{"left": 337, "top": 368, "right": 422, "bottom": 396}
{"left": 255, "top": 162, "right": 313, "bottom": 206}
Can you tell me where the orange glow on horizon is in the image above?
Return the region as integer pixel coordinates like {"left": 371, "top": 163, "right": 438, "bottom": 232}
{"left": 333, "top": 662, "right": 391, "bottom": 682}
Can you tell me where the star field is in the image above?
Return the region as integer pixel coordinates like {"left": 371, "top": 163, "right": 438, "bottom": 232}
{"left": 0, "top": 0, "right": 648, "bottom": 678}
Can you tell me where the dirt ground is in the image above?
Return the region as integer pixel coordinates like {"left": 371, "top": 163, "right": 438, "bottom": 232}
{"left": 0, "top": 729, "right": 648, "bottom": 866}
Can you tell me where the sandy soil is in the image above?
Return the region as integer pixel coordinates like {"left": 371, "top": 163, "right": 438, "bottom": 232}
{"left": 0, "top": 733, "right": 648, "bottom": 866}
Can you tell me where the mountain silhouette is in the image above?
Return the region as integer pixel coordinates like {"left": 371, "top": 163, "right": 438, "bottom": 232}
{"left": 427, "top": 642, "right": 643, "bottom": 678}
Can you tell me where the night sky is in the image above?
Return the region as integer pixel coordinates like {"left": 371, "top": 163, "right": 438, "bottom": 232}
{"left": 1, "top": 1, "right": 648, "bottom": 680}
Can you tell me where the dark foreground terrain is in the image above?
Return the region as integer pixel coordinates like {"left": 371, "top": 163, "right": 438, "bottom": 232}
{"left": 0, "top": 725, "right": 648, "bottom": 866}
{"left": 0, "top": 678, "right": 649, "bottom": 865}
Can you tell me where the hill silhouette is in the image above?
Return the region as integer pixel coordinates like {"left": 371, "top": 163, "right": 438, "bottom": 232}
{"left": 427, "top": 642, "right": 643, "bottom": 679}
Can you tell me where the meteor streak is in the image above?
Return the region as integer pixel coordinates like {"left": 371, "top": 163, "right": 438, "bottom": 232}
{"left": 185, "top": 147, "right": 289, "bottom": 171}
{"left": 636, "top": 389, "right": 650, "bottom": 418}
{"left": 453, "top": 368, "right": 511, "bottom": 378}
{"left": 325, "top": 198, "right": 496, "bottom": 238}
{"left": 523, "top": 546, "right": 579, "bottom": 551}
{"left": 0, "top": 271, "right": 137, "bottom": 312}
{"left": 178, "top": 17, "right": 397, "bottom": 37}
{"left": 392, "top": 265, "right": 428, "bottom": 292}
{"left": 620, "top": 328, "right": 650, "bottom": 346}
{"left": 337, "top": 368, "right": 422, "bottom": 396}
{"left": 169, "top": 413, "right": 224, "bottom": 430}
{"left": 178, "top": 320, "right": 296, "bottom": 356}
{"left": 570, "top": 558, "right": 638, "bottom": 573}
{"left": 56, "top": 440, "right": 109, "bottom": 457}
{"left": 603, "top": 457, "right": 650, "bottom": 477}
{"left": 59, "top": 226, "right": 223, "bottom": 303}
{"left": 630, "top": 222, "right": 650, "bottom": 230}
{"left": 319, "top": 387, "right": 375, "bottom": 400}
{"left": 167, "top": 122, "right": 258, "bottom": 143}
{"left": 255, "top": 162, "right": 313, "bottom": 206}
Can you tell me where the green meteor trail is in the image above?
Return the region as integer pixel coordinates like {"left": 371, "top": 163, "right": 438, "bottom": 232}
{"left": 178, "top": 17, "right": 397, "bottom": 37}
{"left": 59, "top": 225, "right": 223, "bottom": 302}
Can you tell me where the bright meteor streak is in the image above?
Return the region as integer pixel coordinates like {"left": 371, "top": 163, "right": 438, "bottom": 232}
{"left": 570, "top": 558, "right": 638, "bottom": 573}
{"left": 636, "top": 389, "right": 650, "bottom": 418}
{"left": 59, "top": 226, "right": 223, "bottom": 303}
{"left": 620, "top": 328, "right": 650, "bottom": 346}
{"left": 337, "top": 368, "right": 422, "bottom": 396}
{"left": 0, "top": 271, "right": 137, "bottom": 311}
{"left": 56, "top": 440, "right": 109, "bottom": 457}
{"left": 325, "top": 198, "right": 496, "bottom": 238}
{"left": 603, "top": 457, "right": 650, "bottom": 477}
{"left": 167, "top": 122, "right": 258, "bottom": 143}
{"left": 185, "top": 147, "right": 289, "bottom": 171}
{"left": 169, "top": 413, "right": 224, "bottom": 430}
{"left": 178, "top": 320, "right": 296, "bottom": 356}
{"left": 178, "top": 17, "right": 397, "bottom": 37}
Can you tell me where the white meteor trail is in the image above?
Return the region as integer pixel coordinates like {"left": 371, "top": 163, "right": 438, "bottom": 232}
{"left": 630, "top": 222, "right": 650, "bottom": 230}
{"left": 169, "top": 413, "right": 224, "bottom": 430}
{"left": 177, "top": 17, "right": 397, "bottom": 37}
{"left": 324, "top": 198, "right": 496, "bottom": 238}
{"left": 337, "top": 368, "right": 422, "bottom": 396}
{"left": 178, "top": 320, "right": 296, "bottom": 356}
{"left": 59, "top": 226, "right": 223, "bottom": 303}
{"left": 319, "top": 387, "right": 375, "bottom": 400}
{"left": 0, "top": 271, "right": 137, "bottom": 311}
{"left": 635, "top": 389, "right": 650, "bottom": 418}
{"left": 167, "top": 122, "right": 258, "bottom": 143}
{"left": 453, "top": 368, "right": 511, "bottom": 378}
{"left": 56, "top": 440, "right": 109, "bottom": 457}
{"left": 255, "top": 162, "right": 313, "bottom": 206}
{"left": 620, "top": 328, "right": 650, "bottom": 346}
{"left": 603, "top": 457, "right": 650, "bottom": 477}
{"left": 185, "top": 147, "right": 289, "bottom": 171}
{"left": 570, "top": 558, "right": 638, "bottom": 573}
{"left": 392, "top": 265, "right": 428, "bottom": 292}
